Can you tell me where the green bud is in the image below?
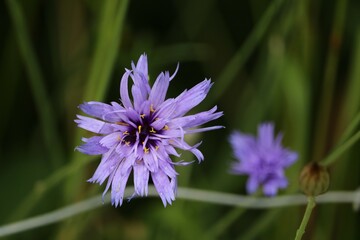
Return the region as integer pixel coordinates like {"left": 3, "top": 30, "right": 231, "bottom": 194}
{"left": 299, "top": 162, "right": 330, "bottom": 196}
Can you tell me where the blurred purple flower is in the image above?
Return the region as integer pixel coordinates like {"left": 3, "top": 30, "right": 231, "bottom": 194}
{"left": 229, "top": 123, "right": 298, "bottom": 196}
{"left": 75, "top": 54, "right": 223, "bottom": 207}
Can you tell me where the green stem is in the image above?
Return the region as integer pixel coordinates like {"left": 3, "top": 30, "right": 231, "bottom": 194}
{"left": 82, "top": 0, "right": 129, "bottom": 102}
{"left": 312, "top": 0, "right": 348, "bottom": 162}
{"left": 206, "top": 191, "right": 261, "bottom": 238}
{"left": 294, "top": 196, "right": 316, "bottom": 240}
{"left": 337, "top": 111, "right": 360, "bottom": 145}
{"left": 2, "top": 189, "right": 360, "bottom": 238}
{"left": 240, "top": 210, "right": 281, "bottom": 240}
{"left": 8, "top": 156, "right": 96, "bottom": 221}
{"left": 206, "top": 207, "right": 246, "bottom": 239}
{"left": 6, "top": 0, "right": 64, "bottom": 168}
{"left": 210, "top": 0, "right": 286, "bottom": 104}
{"left": 321, "top": 130, "right": 360, "bottom": 166}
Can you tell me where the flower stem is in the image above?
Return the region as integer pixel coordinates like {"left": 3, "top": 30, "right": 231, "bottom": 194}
{"left": 6, "top": 0, "right": 64, "bottom": 169}
{"left": 337, "top": 111, "right": 360, "bottom": 145}
{"left": 294, "top": 196, "right": 316, "bottom": 240}
{"left": 2, "top": 188, "right": 360, "bottom": 238}
{"left": 212, "top": 0, "right": 285, "bottom": 103}
{"left": 321, "top": 130, "right": 360, "bottom": 166}
{"left": 206, "top": 207, "right": 246, "bottom": 238}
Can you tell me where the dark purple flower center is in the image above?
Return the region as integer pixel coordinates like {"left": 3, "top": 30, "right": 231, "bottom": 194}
{"left": 120, "top": 108, "right": 166, "bottom": 152}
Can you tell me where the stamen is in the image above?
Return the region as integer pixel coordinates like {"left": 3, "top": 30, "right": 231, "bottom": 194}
{"left": 138, "top": 125, "right": 142, "bottom": 133}
{"left": 150, "top": 127, "right": 156, "bottom": 133}
{"left": 140, "top": 114, "right": 145, "bottom": 119}
{"left": 163, "top": 125, "right": 169, "bottom": 130}
{"left": 155, "top": 145, "right": 159, "bottom": 151}
{"left": 150, "top": 104, "right": 155, "bottom": 112}
{"left": 125, "top": 141, "right": 130, "bottom": 146}
{"left": 144, "top": 147, "right": 150, "bottom": 153}
{"left": 123, "top": 131, "right": 129, "bottom": 135}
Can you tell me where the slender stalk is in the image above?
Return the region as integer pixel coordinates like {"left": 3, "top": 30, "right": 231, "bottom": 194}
{"left": 206, "top": 207, "right": 246, "bottom": 239}
{"left": 321, "top": 130, "right": 360, "bottom": 166}
{"left": 240, "top": 210, "right": 281, "bottom": 240}
{"left": 83, "top": 0, "right": 129, "bottom": 101}
{"left": 312, "top": 0, "right": 348, "bottom": 162}
{"left": 211, "top": 0, "right": 286, "bottom": 103}
{"left": 6, "top": 0, "right": 64, "bottom": 168}
{"left": 1, "top": 188, "right": 359, "bottom": 238}
{"left": 8, "top": 156, "right": 97, "bottom": 221}
{"left": 337, "top": 111, "right": 360, "bottom": 145}
{"left": 294, "top": 196, "right": 316, "bottom": 240}
{"left": 206, "top": 191, "right": 260, "bottom": 238}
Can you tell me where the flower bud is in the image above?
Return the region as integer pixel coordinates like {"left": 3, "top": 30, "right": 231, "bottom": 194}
{"left": 299, "top": 162, "right": 330, "bottom": 196}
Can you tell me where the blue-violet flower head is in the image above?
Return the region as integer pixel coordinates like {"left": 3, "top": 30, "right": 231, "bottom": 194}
{"left": 229, "top": 123, "right": 298, "bottom": 196}
{"left": 75, "top": 54, "right": 223, "bottom": 207}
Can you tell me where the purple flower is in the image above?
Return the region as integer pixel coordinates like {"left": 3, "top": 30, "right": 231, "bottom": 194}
{"left": 75, "top": 54, "right": 223, "bottom": 207}
{"left": 229, "top": 123, "right": 298, "bottom": 196}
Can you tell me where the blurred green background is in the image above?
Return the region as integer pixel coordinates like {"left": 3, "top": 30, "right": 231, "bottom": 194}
{"left": 1, "top": 0, "right": 360, "bottom": 239}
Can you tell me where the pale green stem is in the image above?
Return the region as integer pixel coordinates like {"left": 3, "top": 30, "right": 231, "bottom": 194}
{"left": 337, "top": 111, "right": 360, "bottom": 145}
{"left": 318, "top": 110, "right": 360, "bottom": 167}
{"left": 322, "top": 130, "right": 360, "bottom": 166}
{"left": 1, "top": 188, "right": 359, "bottom": 238}
{"left": 294, "top": 196, "right": 316, "bottom": 240}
